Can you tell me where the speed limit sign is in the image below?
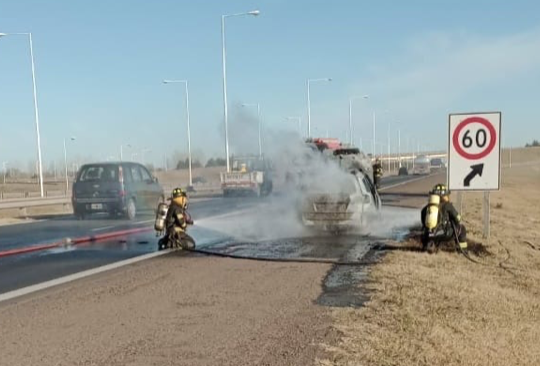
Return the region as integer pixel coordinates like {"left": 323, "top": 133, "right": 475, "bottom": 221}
{"left": 448, "top": 112, "right": 501, "bottom": 191}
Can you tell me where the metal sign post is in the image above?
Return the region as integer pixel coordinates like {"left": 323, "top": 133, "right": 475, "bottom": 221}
{"left": 456, "top": 191, "right": 463, "bottom": 215}
{"left": 448, "top": 112, "right": 502, "bottom": 239}
{"left": 483, "top": 192, "right": 490, "bottom": 238}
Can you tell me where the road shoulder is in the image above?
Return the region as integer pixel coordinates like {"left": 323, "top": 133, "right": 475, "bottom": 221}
{"left": 0, "top": 253, "right": 337, "bottom": 366}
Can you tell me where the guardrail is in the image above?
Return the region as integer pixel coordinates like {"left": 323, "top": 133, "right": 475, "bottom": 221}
{"left": 0, "top": 190, "right": 67, "bottom": 200}
{"left": 0, "top": 197, "right": 71, "bottom": 216}
{"left": 0, "top": 185, "right": 223, "bottom": 216}
{"left": 1, "top": 182, "right": 222, "bottom": 201}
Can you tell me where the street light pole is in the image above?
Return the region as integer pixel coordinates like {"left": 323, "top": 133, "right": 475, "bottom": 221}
{"left": 348, "top": 95, "right": 369, "bottom": 146}
{"left": 120, "top": 144, "right": 132, "bottom": 161}
{"left": 221, "top": 10, "right": 260, "bottom": 173}
{"left": 306, "top": 78, "right": 331, "bottom": 138}
{"left": 2, "top": 162, "right": 8, "bottom": 185}
{"left": 0, "top": 32, "right": 44, "bottom": 197}
{"left": 63, "top": 137, "right": 75, "bottom": 195}
{"left": 257, "top": 103, "right": 261, "bottom": 157}
{"left": 397, "top": 129, "right": 402, "bottom": 168}
{"left": 163, "top": 80, "right": 193, "bottom": 186}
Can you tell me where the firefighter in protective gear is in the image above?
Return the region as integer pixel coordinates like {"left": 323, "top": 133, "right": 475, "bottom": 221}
{"left": 372, "top": 158, "right": 383, "bottom": 190}
{"left": 158, "top": 188, "right": 194, "bottom": 250}
{"left": 421, "top": 184, "right": 467, "bottom": 251}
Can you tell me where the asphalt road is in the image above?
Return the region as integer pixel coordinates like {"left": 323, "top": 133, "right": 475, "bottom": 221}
{"left": 0, "top": 197, "right": 260, "bottom": 294}
{"left": 0, "top": 197, "right": 256, "bottom": 251}
{"left": 0, "top": 173, "right": 425, "bottom": 295}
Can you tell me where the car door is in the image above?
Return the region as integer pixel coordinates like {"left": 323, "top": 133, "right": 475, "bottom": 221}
{"left": 127, "top": 164, "right": 145, "bottom": 209}
{"left": 138, "top": 164, "right": 159, "bottom": 208}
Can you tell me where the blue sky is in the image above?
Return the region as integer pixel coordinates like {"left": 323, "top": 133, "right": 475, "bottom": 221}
{"left": 1, "top": 0, "right": 540, "bottom": 169}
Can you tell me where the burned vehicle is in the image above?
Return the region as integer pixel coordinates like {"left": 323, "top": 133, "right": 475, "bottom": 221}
{"left": 297, "top": 138, "right": 381, "bottom": 232}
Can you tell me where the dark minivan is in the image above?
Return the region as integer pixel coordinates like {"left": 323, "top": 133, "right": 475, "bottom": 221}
{"left": 72, "top": 162, "right": 164, "bottom": 220}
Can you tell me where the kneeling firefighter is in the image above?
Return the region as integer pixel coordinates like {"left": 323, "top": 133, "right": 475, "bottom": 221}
{"left": 420, "top": 184, "right": 467, "bottom": 252}
{"left": 156, "top": 188, "right": 195, "bottom": 250}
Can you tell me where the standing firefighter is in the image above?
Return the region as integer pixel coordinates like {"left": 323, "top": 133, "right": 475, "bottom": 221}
{"left": 372, "top": 158, "right": 383, "bottom": 190}
{"left": 157, "top": 188, "right": 195, "bottom": 250}
{"left": 421, "top": 184, "right": 467, "bottom": 253}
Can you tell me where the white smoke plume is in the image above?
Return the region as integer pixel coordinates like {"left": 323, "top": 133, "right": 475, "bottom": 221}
{"left": 198, "top": 109, "right": 420, "bottom": 243}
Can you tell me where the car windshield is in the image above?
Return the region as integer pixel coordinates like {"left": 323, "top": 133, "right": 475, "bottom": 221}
{"left": 78, "top": 165, "right": 118, "bottom": 182}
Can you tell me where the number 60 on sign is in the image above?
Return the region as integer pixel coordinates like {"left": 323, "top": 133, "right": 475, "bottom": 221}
{"left": 448, "top": 112, "right": 501, "bottom": 191}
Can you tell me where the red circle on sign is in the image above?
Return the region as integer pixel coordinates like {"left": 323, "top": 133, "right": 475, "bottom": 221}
{"left": 452, "top": 117, "right": 497, "bottom": 160}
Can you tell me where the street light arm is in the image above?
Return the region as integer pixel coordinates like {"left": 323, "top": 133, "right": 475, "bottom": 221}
{"left": 308, "top": 78, "right": 332, "bottom": 83}
{"left": 163, "top": 79, "right": 188, "bottom": 84}
{"left": 0, "top": 32, "right": 30, "bottom": 37}
{"left": 350, "top": 95, "right": 369, "bottom": 102}
{"left": 223, "top": 10, "right": 260, "bottom": 18}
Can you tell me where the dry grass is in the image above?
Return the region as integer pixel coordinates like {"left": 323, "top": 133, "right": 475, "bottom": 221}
{"left": 319, "top": 163, "right": 540, "bottom": 366}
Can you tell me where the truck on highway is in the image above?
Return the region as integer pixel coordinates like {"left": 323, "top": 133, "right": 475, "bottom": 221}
{"left": 220, "top": 155, "right": 273, "bottom": 197}
{"left": 412, "top": 155, "right": 431, "bottom": 175}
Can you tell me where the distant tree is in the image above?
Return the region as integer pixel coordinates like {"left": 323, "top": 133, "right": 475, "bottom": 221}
{"left": 214, "top": 158, "right": 226, "bottom": 166}
{"left": 205, "top": 157, "right": 226, "bottom": 167}
{"left": 205, "top": 158, "right": 215, "bottom": 167}
{"left": 525, "top": 139, "right": 540, "bottom": 148}
{"left": 176, "top": 158, "right": 202, "bottom": 170}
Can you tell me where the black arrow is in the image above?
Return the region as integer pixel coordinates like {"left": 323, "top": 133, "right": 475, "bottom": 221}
{"left": 464, "top": 164, "right": 484, "bottom": 187}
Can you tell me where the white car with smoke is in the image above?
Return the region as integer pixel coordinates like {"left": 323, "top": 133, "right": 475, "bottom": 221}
{"left": 299, "top": 169, "right": 381, "bottom": 232}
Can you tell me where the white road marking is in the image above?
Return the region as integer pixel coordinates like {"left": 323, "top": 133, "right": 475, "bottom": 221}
{"left": 0, "top": 250, "right": 171, "bottom": 303}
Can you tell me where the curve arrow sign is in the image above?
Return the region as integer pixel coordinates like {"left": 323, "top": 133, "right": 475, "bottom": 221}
{"left": 464, "top": 164, "right": 484, "bottom": 187}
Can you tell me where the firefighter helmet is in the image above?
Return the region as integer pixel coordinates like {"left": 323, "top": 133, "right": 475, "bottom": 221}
{"left": 172, "top": 188, "right": 188, "bottom": 208}
{"left": 431, "top": 184, "right": 450, "bottom": 196}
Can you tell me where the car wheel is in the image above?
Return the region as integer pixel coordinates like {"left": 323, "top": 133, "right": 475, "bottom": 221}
{"left": 398, "top": 167, "right": 409, "bottom": 176}
{"left": 126, "top": 198, "right": 136, "bottom": 220}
